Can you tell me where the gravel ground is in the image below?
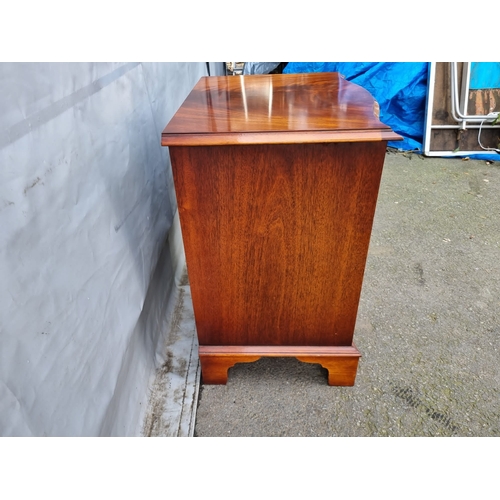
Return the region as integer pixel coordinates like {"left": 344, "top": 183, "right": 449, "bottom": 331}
{"left": 194, "top": 152, "right": 500, "bottom": 437}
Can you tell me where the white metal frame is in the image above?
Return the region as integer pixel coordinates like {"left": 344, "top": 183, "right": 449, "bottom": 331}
{"left": 423, "top": 62, "right": 499, "bottom": 157}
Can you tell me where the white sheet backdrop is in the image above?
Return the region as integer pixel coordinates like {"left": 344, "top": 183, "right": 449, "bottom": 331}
{"left": 0, "top": 62, "right": 223, "bottom": 436}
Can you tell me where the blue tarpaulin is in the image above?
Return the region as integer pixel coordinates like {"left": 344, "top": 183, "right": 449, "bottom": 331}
{"left": 284, "top": 62, "right": 429, "bottom": 151}
{"left": 470, "top": 62, "right": 500, "bottom": 89}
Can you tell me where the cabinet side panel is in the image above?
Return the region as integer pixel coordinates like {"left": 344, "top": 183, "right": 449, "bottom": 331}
{"left": 170, "top": 142, "right": 386, "bottom": 346}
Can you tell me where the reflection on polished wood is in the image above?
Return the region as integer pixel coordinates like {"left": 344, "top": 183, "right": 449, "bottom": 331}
{"left": 162, "top": 73, "right": 402, "bottom": 386}
{"left": 162, "top": 73, "right": 401, "bottom": 146}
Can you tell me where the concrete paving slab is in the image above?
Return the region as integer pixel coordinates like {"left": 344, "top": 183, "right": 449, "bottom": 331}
{"left": 194, "top": 152, "right": 500, "bottom": 437}
{"left": 142, "top": 279, "right": 200, "bottom": 437}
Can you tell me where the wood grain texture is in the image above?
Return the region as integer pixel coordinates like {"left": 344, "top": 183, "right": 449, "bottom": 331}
{"left": 170, "top": 141, "right": 387, "bottom": 347}
{"left": 162, "top": 73, "right": 402, "bottom": 146}
{"left": 199, "top": 345, "right": 361, "bottom": 385}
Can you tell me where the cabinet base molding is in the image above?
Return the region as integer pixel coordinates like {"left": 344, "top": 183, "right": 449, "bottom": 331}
{"left": 199, "top": 344, "right": 361, "bottom": 386}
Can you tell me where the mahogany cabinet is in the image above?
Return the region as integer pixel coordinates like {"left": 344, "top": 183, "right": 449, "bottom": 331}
{"left": 162, "top": 72, "right": 401, "bottom": 385}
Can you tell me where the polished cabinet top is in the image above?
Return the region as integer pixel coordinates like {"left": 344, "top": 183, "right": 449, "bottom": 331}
{"left": 162, "top": 72, "right": 402, "bottom": 146}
